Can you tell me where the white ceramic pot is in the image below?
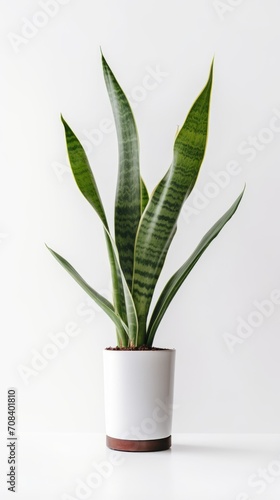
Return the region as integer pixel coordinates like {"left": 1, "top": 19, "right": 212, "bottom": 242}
{"left": 103, "top": 348, "right": 176, "bottom": 452}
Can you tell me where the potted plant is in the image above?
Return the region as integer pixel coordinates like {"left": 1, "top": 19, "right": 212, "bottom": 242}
{"left": 47, "top": 53, "right": 244, "bottom": 452}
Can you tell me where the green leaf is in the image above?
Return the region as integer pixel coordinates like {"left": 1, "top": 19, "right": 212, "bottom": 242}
{"left": 102, "top": 54, "right": 141, "bottom": 290}
{"left": 46, "top": 245, "right": 128, "bottom": 336}
{"left": 146, "top": 189, "right": 245, "bottom": 345}
{"left": 61, "top": 117, "right": 127, "bottom": 345}
{"left": 61, "top": 115, "right": 108, "bottom": 228}
{"left": 141, "top": 178, "right": 149, "bottom": 213}
{"left": 132, "top": 63, "right": 213, "bottom": 343}
{"left": 103, "top": 227, "right": 139, "bottom": 347}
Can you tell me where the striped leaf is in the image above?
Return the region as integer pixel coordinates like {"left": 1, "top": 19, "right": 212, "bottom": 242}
{"left": 61, "top": 117, "right": 127, "bottom": 345}
{"left": 141, "top": 178, "right": 149, "bottom": 213}
{"left": 103, "top": 227, "right": 139, "bottom": 346}
{"left": 61, "top": 115, "right": 108, "bottom": 227}
{"left": 146, "top": 189, "right": 244, "bottom": 345}
{"left": 102, "top": 54, "right": 141, "bottom": 290}
{"left": 132, "top": 63, "right": 213, "bottom": 343}
{"left": 46, "top": 245, "right": 128, "bottom": 336}
{"left": 47, "top": 229, "right": 138, "bottom": 346}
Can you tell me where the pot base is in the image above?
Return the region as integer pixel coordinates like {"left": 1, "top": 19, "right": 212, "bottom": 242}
{"left": 106, "top": 435, "right": 171, "bottom": 452}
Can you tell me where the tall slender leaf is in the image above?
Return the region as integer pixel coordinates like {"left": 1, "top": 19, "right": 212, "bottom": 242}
{"left": 132, "top": 63, "right": 213, "bottom": 343}
{"left": 47, "top": 227, "right": 138, "bottom": 346}
{"left": 102, "top": 54, "right": 141, "bottom": 290}
{"left": 46, "top": 245, "right": 128, "bottom": 336}
{"left": 61, "top": 117, "right": 127, "bottom": 344}
{"left": 61, "top": 115, "right": 108, "bottom": 227}
{"left": 103, "top": 227, "right": 139, "bottom": 346}
{"left": 146, "top": 189, "right": 244, "bottom": 345}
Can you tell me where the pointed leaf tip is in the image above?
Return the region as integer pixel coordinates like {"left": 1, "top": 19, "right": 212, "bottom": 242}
{"left": 132, "top": 63, "right": 214, "bottom": 341}
{"left": 146, "top": 189, "right": 245, "bottom": 344}
{"left": 102, "top": 51, "right": 141, "bottom": 291}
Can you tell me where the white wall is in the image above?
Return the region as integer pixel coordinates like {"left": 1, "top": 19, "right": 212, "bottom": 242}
{"left": 1, "top": 0, "right": 280, "bottom": 433}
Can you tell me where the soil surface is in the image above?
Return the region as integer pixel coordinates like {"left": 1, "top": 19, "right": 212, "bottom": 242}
{"left": 105, "top": 346, "right": 171, "bottom": 351}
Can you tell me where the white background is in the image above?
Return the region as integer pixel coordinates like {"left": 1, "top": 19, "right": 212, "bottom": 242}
{"left": 1, "top": 0, "right": 280, "bottom": 442}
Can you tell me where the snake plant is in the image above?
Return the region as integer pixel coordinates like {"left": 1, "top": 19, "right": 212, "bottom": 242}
{"left": 47, "top": 54, "right": 244, "bottom": 348}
